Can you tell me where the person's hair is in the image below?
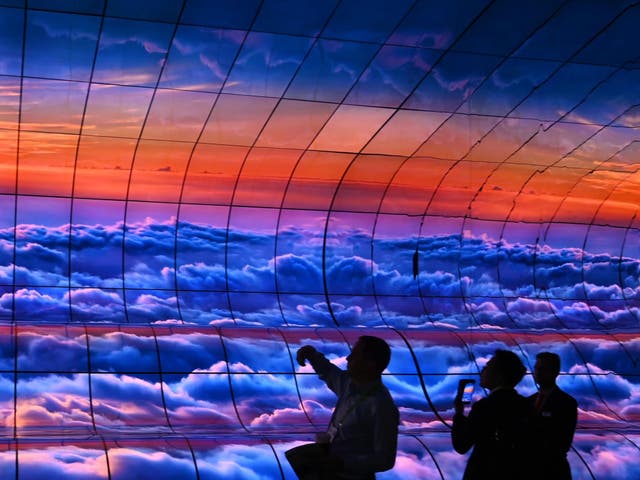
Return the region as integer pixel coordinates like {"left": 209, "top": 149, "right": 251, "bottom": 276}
{"left": 492, "top": 349, "right": 526, "bottom": 388}
{"left": 358, "top": 335, "right": 391, "bottom": 375}
{"left": 536, "top": 351, "right": 561, "bottom": 376}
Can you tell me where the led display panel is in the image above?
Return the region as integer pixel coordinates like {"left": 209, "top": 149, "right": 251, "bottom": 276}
{"left": 0, "top": 0, "right": 638, "bottom": 478}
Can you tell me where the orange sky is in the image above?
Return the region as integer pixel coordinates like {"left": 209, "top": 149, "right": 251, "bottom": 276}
{"left": 0, "top": 91, "right": 637, "bottom": 229}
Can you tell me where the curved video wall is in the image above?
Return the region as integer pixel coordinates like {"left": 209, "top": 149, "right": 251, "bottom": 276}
{"left": 0, "top": 0, "right": 639, "bottom": 478}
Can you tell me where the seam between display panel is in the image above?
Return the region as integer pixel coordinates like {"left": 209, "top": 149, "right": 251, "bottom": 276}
{"left": 220, "top": 0, "right": 350, "bottom": 326}
{"left": 218, "top": 328, "right": 250, "bottom": 433}
{"left": 66, "top": 1, "right": 108, "bottom": 324}
{"left": 12, "top": 12, "right": 29, "bottom": 480}
{"left": 378, "top": 0, "right": 499, "bottom": 328}
{"left": 450, "top": 0, "right": 575, "bottom": 329}
{"left": 575, "top": 142, "right": 640, "bottom": 338}
{"left": 413, "top": 1, "right": 571, "bottom": 330}
{"left": 364, "top": 0, "right": 564, "bottom": 328}
{"left": 84, "top": 325, "right": 98, "bottom": 435}
{"left": 14, "top": 2, "right": 640, "bottom": 74}
{"left": 407, "top": 3, "right": 640, "bottom": 330}
{"left": 391, "top": 327, "right": 451, "bottom": 429}
{"left": 412, "top": 434, "right": 445, "bottom": 480}
{"left": 540, "top": 102, "right": 640, "bottom": 331}
{"left": 484, "top": 11, "right": 640, "bottom": 330}
{"left": 183, "top": 436, "right": 201, "bottom": 480}
{"left": 118, "top": 1, "right": 187, "bottom": 325}
{"left": 263, "top": 436, "right": 286, "bottom": 480}
{"left": 171, "top": 2, "right": 265, "bottom": 327}
{"left": 100, "top": 435, "right": 113, "bottom": 480}
{"left": 219, "top": 1, "right": 268, "bottom": 325}
{"left": 268, "top": 0, "right": 343, "bottom": 328}
{"left": 557, "top": 330, "right": 626, "bottom": 422}
{"left": 150, "top": 325, "right": 177, "bottom": 434}
{"left": 317, "top": 0, "right": 423, "bottom": 327}
{"left": 617, "top": 209, "right": 640, "bottom": 341}
{"left": 278, "top": 328, "right": 316, "bottom": 428}
{"left": 570, "top": 441, "right": 597, "bottom": 480}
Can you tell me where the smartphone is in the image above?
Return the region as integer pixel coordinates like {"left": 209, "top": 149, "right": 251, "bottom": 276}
{"left": 458, "top": 379, "right": 475, "bottom": 404}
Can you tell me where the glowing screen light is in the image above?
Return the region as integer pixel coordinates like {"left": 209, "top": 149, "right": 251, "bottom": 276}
{"left": 0, "top": 0, "right": 639, "bottom": 478}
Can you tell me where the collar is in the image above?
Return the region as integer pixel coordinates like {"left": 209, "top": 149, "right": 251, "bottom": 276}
{"left": 348, "top": 378, "right": 382, "bottom": 396}
{"left": 488, "top": 386, "right": 515, "bottom": 396}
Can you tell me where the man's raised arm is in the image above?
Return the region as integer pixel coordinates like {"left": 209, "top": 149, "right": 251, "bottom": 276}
{"left": 296, "top": 345, "right": 346, "bottom": 395}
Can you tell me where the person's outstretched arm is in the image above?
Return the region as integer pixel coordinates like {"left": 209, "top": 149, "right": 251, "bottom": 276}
{"left": 297, "top": 345, "right": 347, "bottom": 395}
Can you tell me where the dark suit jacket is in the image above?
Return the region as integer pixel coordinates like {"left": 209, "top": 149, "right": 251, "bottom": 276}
{"left": 529, "top": 387, "right": 578, "bottom": 479}
{"left": 452, "top": 388, "right": 535, "bottom": 480}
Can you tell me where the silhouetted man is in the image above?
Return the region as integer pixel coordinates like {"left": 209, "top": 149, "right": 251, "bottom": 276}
{"left": 285, "top": 336, "right": 399, "bottom": 480}
{"left": 452, "top": 349, "right": 535, "bottom": 480}
{"left": 529, "top": 352, "right": 578, "bottom": 479}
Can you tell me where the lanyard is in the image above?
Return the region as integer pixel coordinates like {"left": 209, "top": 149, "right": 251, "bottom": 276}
{"left": 331, "top": 383, "right": 381, "bottom": 433}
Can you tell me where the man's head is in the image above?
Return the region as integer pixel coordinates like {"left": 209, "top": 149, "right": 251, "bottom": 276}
{"left": 533, "top": 352, "right": 561, "bottom": 389}
{"left": 347, "top": 336, "right": 391, "bottom": 383}
{"left": 480, "top": 349, "right": 526, "bottom": 390}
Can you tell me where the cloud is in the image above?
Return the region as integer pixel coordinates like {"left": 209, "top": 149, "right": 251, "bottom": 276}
{"left": 377, "top": 452, "right": 444, "bottom": 479}
{"left": 249, "top": 406, "right": 308, "bottom": 428}
{"left": 577, "top": 436, "right": 640, "bottom": 479}
{"left": 29, "top": 16, "right": 98, "bottom": 43}
{"left": 0, "top": 219, "right": 637, "bottom": 451}
{"left": 3, "top": 218, "right": 637, "bottom": 329}
{"left": 566, "top": 363, "right": 633, "bottom": 404}
{"left": 272, "top": 254, "right": 323, "bottom": 293}
{"left": 196, "top": 443, "right": 284, "bottom": 479}
{"left": 109, "top": 448, "right": 196, "bottom": 479}
{"left": 0, "top": 326, "right": 635, "bottom": 478}
{"left": 7, "top": 446, "right": 107, "bottom": 479}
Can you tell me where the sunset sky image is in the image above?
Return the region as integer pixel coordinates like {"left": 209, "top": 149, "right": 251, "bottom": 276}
{"left": 0, "top": 1, "right": 638, "bottom": 478}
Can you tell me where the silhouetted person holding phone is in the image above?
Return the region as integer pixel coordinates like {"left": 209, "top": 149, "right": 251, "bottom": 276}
{"left": 529, "top": 352, "right": 578, "bottom": 479}
{"left": 452, "top": 349, "right": 534, "bottom": 480}
{"left": 285, "top": 336, "right": 399, "bottom": 480}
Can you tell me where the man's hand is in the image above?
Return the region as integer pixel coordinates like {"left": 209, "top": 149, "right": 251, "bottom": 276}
{"left": 454, "top": 395, "right": 464, "bottom": 416}
{"left": 296, "top": 345, "right": 317, "bottom": 366}
{"left": 454, "top": 379, "right": 472, "bottom": 416}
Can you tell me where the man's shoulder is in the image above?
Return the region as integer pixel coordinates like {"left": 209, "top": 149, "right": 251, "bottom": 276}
{"left": 554, "top": 387, "right": 578, "bottom": 407}
{"left": 486, "top": 388, "right": 526, "bottom": 403}
{"left": 467, "top": 393, "right": 495, "bottom": 416}
{"left": 477, "top": 389, "right": 530, "bottom": 415}
{"left": 372, "top": 382, "right": 399, "bottom": 410}
{"left": 374, "top": 381, "right": 394, "bottom": 399}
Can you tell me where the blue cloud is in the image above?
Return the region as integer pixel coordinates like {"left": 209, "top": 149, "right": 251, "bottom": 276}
{"left": 3, "top": 219, "right": 638, "bottom": 329}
